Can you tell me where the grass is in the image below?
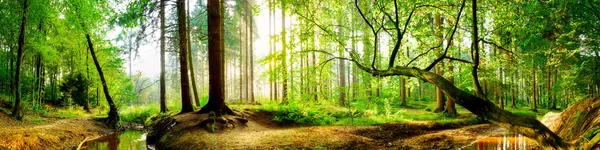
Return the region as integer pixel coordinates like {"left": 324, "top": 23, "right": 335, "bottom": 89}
{"left": 119, "top": 104, "right": 162, "bottom": 125}
{"left": 251, "top": 98, "right": 482, "bottom": 126}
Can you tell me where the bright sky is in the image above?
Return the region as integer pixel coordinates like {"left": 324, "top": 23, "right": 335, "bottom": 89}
{"left": 110, "top": 0, "right": 284, "bottom": 79}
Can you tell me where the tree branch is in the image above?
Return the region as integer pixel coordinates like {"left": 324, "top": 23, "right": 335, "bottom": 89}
{"left": 424, "top": 0, "right": 466, "bottom": 71}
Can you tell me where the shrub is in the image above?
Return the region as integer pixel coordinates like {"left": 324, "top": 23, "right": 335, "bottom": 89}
{"left": 120, "top": 105, "right": 160, "bottom": 125}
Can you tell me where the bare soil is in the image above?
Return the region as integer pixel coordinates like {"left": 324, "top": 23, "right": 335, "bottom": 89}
{"left": 156, "top": 110, "right": 506, "bottom": 150}
{"left": 0, "top": 111, "right": 112, "bottom": 150}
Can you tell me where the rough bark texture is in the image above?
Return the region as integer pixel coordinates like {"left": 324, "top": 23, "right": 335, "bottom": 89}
{"left": 159, "top": 0, "right": 167, "bottom": 113}
{"left": 11, "top": 0, "right": 27, "bottom": 120}
{"left": 177, "top": 0, "right": 194, "bottom": 113}
{"left": 352, "top": 63, "right": 567, "bottom": 149}
{"left": 198, "top": 0, "right": 234, "bottom": 116}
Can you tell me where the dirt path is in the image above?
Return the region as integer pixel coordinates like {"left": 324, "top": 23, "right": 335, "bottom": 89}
{"left": 156, "top": 111, "right": 507, "bottom": 149}
{"left": 0, "top": 116, "right": 112, "bottom": 150}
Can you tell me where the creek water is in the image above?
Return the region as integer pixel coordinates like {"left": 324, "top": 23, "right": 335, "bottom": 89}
{"left": 79, "top": 130, "right": 150, "bottom": 150}
{"left": 462, "top": 133, "right": 538, "bottom": 150}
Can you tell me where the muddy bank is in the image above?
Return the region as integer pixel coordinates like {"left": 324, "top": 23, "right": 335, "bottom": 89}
{"left": 0, "top": 117, "right": 113, "bottom": 150}
{"left": 153, "top": 110, "right": 505, "bottom": 149}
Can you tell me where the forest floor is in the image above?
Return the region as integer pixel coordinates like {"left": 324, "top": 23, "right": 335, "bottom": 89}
{"left": 0, "top": 99, "right": 113, "bottom": 150}
{"left": 156, "top": 109, "right": 511, "bottom": 149}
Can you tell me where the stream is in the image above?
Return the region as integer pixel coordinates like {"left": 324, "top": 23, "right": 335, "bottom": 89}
{"left": 79, "top": 130, "right": 151, "bottom": 150}
{"left": 462, "top": 132, "right": 537, "bottom": 150}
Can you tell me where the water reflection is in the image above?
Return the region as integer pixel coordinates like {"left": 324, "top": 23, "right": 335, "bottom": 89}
{"left": 463, "top": 133, "right": 538, "bottom": 150}
{"left": 80, "top": 130, "right": 147, "bottom": 150}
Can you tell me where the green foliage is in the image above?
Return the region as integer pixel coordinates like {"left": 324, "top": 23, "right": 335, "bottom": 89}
{"left": 120, "top": 105, "right": 161, "bottom": 125}
{"left": 59, "top": 73, "right": 91, "bottom": 107}
{"left": 264, "top": 104, "right": 337, "bottom": 126}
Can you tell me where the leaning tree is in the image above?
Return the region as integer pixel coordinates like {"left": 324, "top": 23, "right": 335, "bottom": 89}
{"left": 300, "top": 0, "right": 571, "bottom": 149}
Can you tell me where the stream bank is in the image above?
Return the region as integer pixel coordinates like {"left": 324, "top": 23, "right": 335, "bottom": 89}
{"left": 0, "top": 116, "right": 113, "bottom": 150}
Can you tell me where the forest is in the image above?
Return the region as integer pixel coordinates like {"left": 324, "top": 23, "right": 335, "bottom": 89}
{"left": 0, "top": 0, "right": 599, "bottom": 149}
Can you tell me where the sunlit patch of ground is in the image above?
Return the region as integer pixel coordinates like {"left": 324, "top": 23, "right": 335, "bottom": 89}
{"left": 0, "top": 116, "right": 112, "bottom": 150}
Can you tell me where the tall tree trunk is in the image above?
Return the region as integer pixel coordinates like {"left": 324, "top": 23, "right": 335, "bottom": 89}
{"left": 433, "top": 14, "right": 445, "bottom": 113}
{"left": 471, "top": 0, "right": 486, "bottom": 99}
{"left": 177, "top": 0, "right": 194, "bottom": 113}
{"left": 269, "top": 0, "right": 273, "bottom": 102}
{"left": 160, "top": 0, "right": 167, "bottom": 113}
{"left": 532, "top": 60, "right": 537, "bottom": 110}
{"left": 248, "top": 1, "right": 255, "bottom": 103}
{"left": 337, "top": 18, "right": 346, "bottom": 106}
{"left": 188, "top": 43, "right": 200, "bottom": 107}
{"left": 187, "top": 0, "right": 200, "bottom": 108}
{"left": 198, "top": 0, "right": 234, "bottom": 116}
{"left": 499, "top": 68, "right": 504, "bottom": 109}
{"left": 12, "top": 0, "right": 28, "bottom": 120}
{"left": 281, "top": 1, "right": 288, "bottom": 104}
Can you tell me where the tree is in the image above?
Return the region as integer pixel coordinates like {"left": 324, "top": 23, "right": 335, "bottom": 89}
{"left": 198, "top": 0, "right": 234, "bottom": 116}
{"left": 177, "top": 0, "right": 194, "bottom": 113}
{"left": 471, "top": 0, "right": 486, "bottom": 99}
{"left": 74, "top": 2, "right": 121, "bottom": 127}
{"left": 11, "top": 0, "right": 28, "bottom": 120}
{"left": 160, "top": 0, "right": 167, "bottom": 113}
{"left": 281, "top": 0, "right": 288, "bottom": 104}
{"left": 187, "top": 0, "right": 200, "bottom": 107}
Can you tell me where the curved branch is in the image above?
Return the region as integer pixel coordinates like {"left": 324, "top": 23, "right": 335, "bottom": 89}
{"left": 388, "top": 6, "right": 416, "bottom": 70}
{"left": 405, "top": 45, "right": 441, "bottom": 67}
{"left": 480, "top": 39, "right": 514, "bottom": 54}
{"left": 424, "top": 0, "right": 466, "bottom": 71}
{"left": 350, "top": 53, "right": 567, "bottom": 149}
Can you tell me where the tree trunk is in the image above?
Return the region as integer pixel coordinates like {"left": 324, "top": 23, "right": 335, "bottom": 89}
{"left": 86, "top": 33, "right": 119, "bottom": 128}
{"left": 471, "top": 0, "right": 486, "bottom": 99}
{"left": 177, "top": 0, "right": 194, "bottom": 113}
{"left": 433, "top": 14, "right": 445, "bottom": 113}
{"left": 281, "top": 1, "right": 288, "bottom": 104}
{"left": 400, "top": 77, "right": 406, "bottom": 106}
{"left": 12, "top": 0, "right": 28, "bottom": 120}
{"left": 446, "top": 63, "right": 457, "bottom": 117}
{"left": 198, "top": 0, "right": 234, "bottom": 116}
{"left": 338, "top": 18, "right": 346, "bottom": 106}
{"left": 249, "top": 1, "right": 255, "bottom": 103}
{"left": 159, "top": 0, "right": 167, "bottom": 113}
{"left": 532, "top": 60, "right": 537, "bottom": 110}
{"left": 187, "top": 0, "right": 200, "bottom": 108}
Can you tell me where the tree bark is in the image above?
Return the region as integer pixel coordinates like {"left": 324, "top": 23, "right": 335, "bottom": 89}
{"left": 160, "top": 0, "right": 167, "bottom": 113}
{"left": 177, "top": 0, "right": 194, "bottom": 113}
{"left": 11, "top": 0, "right": 28, "bottom": 120}
{"left": 198, "top": 0, "right": 234, "bottom": 116}
{"left": 471, "top": 0, "right": 486, "bottom": 99}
